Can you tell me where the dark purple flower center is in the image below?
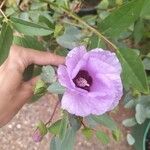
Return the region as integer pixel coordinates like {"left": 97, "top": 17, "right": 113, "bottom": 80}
{"left": 73, "top": 70, "right": 93, "bottom": 91}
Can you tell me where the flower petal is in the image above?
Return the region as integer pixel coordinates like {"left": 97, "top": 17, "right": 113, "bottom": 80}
{"left": 61, "top": 90, "right": 115, "bottom": 117}
{"left": 61, "top": 91, "right": 91, "bottom": 116}
{"left": 105, "top": 74, "right": 123, "bottom": 110}
{"left": 66, "top": 46, "right": 86, "bottom": 75}
{"left": 87, "top": 50, "right": 122, "bottom": 74}
{"left": 57, "top": 65, "right": 73, "bottom": 88}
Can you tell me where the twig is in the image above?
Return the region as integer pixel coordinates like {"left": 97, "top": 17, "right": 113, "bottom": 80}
{"left": 62, "top": 8, "right": 118, "bottom": 51}
{"left": 46, "top": 1, "right": 118, "bottom": 51}
{"left": 81, "top": 120, "right": 87, "bottom": 128}
{"left": 0, "top": 0, "right": 6, "bottom": 9}
{"left": 0, "top": 1, "right": 8, "bottom": 21}
{"left": 45, "top": 100, "right": 60, "bottom": 126}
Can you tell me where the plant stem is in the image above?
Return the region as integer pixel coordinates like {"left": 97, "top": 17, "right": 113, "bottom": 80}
{"left": 45, "top": 100, "right": 60, "bottom": 126}
{"left": 81, "top": 120, "right": 87, "bottom": 128}
{"left": 46, "top": 1, "right": 118, "bottom": 51}
{"left": 0, "top": 9, "right": 8, "bottom": 21}
{"left": 0, "top": 0, "right": 6, "bottom": 9}
{"left": 62, "top": 8, "right": 118, "bottom": 51}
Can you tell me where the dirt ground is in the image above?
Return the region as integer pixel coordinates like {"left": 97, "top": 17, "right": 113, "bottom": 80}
{"left": 0, "top": 95, "right": 134, "bottom": 150}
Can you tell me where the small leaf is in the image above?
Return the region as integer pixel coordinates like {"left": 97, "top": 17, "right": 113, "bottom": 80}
{"left": 50, "top": 136, "right": 61, "bottom": 150}
{"left": 122, "top": 118, "right": 137, "bottom": 127}
{"left": 96, "top": 131, "right": 110, "bottom": 144}
{"left": 30, "top": 2, "right": 47, "bottom": 10}
{"left": 91, "top": 114, "right": 117, "bottom": 131}
{"left": 127, "top": 134, "right": 135, "bottom": 145}
{"left": 117, "top": 48, "right": 149, "bottom": 93}
{"left": 98, "top": 0, "right": 109, "bottom": 9}
{"left": 11, "top": 17, "right": 53, "bottom": 36}
{"left": 135, "top": 104, "right": 146, "bottom": 124}
{"left": 124, "top": 100, "right": 135, "bottom": 109}
{"left": 54, "top": 24, "right": 64, "bottom": 37}
{"left": 143, "top": 58, "right": 150, "bottom": 70}
{"left": 69, "top": 115, "right": 81, "bottom": 131}
{"left": 56, "top": 26, "right": 83, "bottom": 49}
{"left": 0, "top": 22, "right": 13, "bottom": 64}
{"left": 112, "top": 129, "right": 121, "bottom": 141}
{"left": 59, "top": 114, "right": 68, "bottom": 139}
{"left": 39, "top": 15, "right": 54, "bottom": 29}
{"left": 47, "top": 82, "right": 65, "bottom": 94}
{"left": 85, "top": 116, "right": 98, "bottom": 128}
{"left": 48, "top": 120, "right": 62, "bottom": 135}
{"left": 41, "top": 65, "right": 56, "bottom": 83}
{"left": 82, "top": 128, "right": 93, "bottom": 140}
{"left": 61, "top": 127, "right": 76, "bottom": 150}
{"left": 37, "top": 121, "right": 47, "bottom": 136}
{"left": 34, "top": 80, "right": 47, "bottom": 95}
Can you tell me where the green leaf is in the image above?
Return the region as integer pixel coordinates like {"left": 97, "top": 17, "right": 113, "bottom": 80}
{"left": 88, "top": 36, "right": 106, "bottom": 49}
{"left": 133, "top": 19, "right": 144, "bottom": 44}
{"left": 99, "top": 0, "right": 145, "bottom": 38}
{"left": 0, "top": 22, "right": 13, "bottom": 64}
{"left": 30, "top": 2, "right": 47, "bottom": 10}
{"left": 41, "top": 65, "right": 56, "bottom": 83}
{"left": 37, "top": 121, "right": 47, "bottom": 136}
{"left": 82, "top": 128, "right": 93, "bottom": 140}
{"left": 115, "top": 0, "right": 123, "bottom": 6}
{"left": 61, "top": 127, "right": 76, "bottom": 150}
{"left": 96, "top": 131, "right": 110, "bottom": 144}
{"left": 91, "top": 114, "right": 117, "bottom": 131}
{"left": 54, "top": 24, "right": 64, "bottom": 37}
{"left": 112, "top": 129, "right": 121, "bottom": 141}
{"left": 122, "top": 118, "right": 137, "bottom": 127}
{"left": 34, "top": 79, "right": 47, "bottom": 95}
{"left": 31, "top": 79, "right": 47, "bottom": 102}
{"left": 124, "top": 100, "right": 135, "bottom": 109}
{"left": 69, "top": 115, "right": 81, "bottom": 131}
{"left": 85, "top": 116, "right": 98, "bottom": 128}
{"left": 39, "top": 15, "right": 54, "bottom": 29}
{"left": 56, "top": 48, "right": 68, "bottom": 56}
{"left": 123, "top": 91, "right": 137, "bottom": 108}
{"left": 50, "top": 136, "right": 61, "bottom": 150}
{"left": 127, "top": 134, "right": 135, "bottom": 145}
{"left": 143, "top": 58, "right": 150, "bottom": 70}
{"left": 135, "top": 104, "right": 146, "bottom": 124}
{"left": 59, "top": 114, "right": 68, "bottom": 139}
{"left": 117, "top": 48, "right": 149, "bottom": 93}
{"left": 13, "top": 36, "right": 44, "bottom": 50}
{"left": 48, "top": 120, "right": 62, "bottom": 135}
{"left": 47, "top": 82, "right": 65, "bottom": 94}
{"left": 11, "top": 17, "right": 53, "bottom": 36}
{"left": 140, "top": 0, "right": 150, "bottom": 19}
{"left": 98, "top": 0, "right": 109, "bottom": 9}
{"left": 56, "top": 26, "right": 83, "bottom": 49}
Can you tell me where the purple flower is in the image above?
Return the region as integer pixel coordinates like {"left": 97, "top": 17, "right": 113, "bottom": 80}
{"left": 33, "top": 129, "right": 43, "bottom": 142}
{"left": 58, "top": 46, "right": 123, "bottom": 117}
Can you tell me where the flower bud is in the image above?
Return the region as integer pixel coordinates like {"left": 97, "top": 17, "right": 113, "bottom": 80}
{"left": 33, "top": 129, "right": 43, "bottom": 143}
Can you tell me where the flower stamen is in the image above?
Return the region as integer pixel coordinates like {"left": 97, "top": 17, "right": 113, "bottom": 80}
{"left": 76, "top": 77, "right": 90, "bottom": 87}
{"left": 73, "top": 70, "right": 92, "bottom": 91}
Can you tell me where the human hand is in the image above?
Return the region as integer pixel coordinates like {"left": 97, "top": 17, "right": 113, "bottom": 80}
{"left": 0, "top": 45, "right": 65, "bottom": 127}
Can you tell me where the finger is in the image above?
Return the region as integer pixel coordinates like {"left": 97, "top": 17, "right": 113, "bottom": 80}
{"left": 10, "top": 45, "right": 65, "bottom": 68}
{"left": 27, "top": 49, "right": 65, "bottom": 66}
